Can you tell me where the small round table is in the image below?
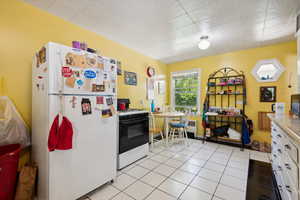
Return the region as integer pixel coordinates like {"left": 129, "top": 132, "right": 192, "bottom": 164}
{"left": 153, "top": 112, "right": 185, "bottom": 146}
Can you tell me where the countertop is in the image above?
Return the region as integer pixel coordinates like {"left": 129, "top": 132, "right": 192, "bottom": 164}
{"left": 267, "top": 113, "right": 300, "bottom": 142}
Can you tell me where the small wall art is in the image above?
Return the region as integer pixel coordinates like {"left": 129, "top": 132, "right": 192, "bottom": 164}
{"left": 124, "top": 71, "right": 137, "bottom": 86}
{"left": 260, "top": 86, "right": 276, "bottom": 102}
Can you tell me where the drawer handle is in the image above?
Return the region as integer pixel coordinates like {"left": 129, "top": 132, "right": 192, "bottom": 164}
{"left": 273, "top": 154, "right": 277, "bottom": 158}
{"left": 286, "top": 185, "right": 292, "bottom": 193}
{"left": 285, "top": 163, "right": 291, "bottom": 170}
{"left": 278, "top": 166, "right": 282, "bottom": 171}
{"left": 277, "top": 134, "right": 282, "bottom": 138}
{"left": 273, "top": 141, "right": 277, "bottom": 145}
{"left": 284, "top": 144, "right": 291, "bottom": 150}
{"left": 277, "top": 149, "right": 282, "bottom": 153}
{"left": 273, "top": 128, "right": 277, "bottom": 132}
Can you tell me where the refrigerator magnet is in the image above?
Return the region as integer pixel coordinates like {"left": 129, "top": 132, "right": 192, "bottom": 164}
{"left": 102, "top": 109, "right": 112, "bottom": 118}
{"left": 65, "top": 52, "right": 87, "bottom": 68}
{"left": 96, "top": 96, "right": 104, "bottom": 104}
{"left": 92, "top": 84, "right": 105, "bottom": 92}
{"left": 106, "top": 97, "right": 113, "bottom": 106}
{"left": 35, "top": 53, "right": 40, "bottom": 68}
{"left": 109, "top": 105, "right": 116, "bottom": 115}
{"left": 84, "top": 69, "right": 96, "bottom": 79}
{"left": 110, "top": 59, "right": 116, "bottom": 64}
{"left": 85, "top": 53, "right": 97, "bottom": 68}
{"left": 65, "top": 77, "right": 76, "bottom": 88}
{"left": 38, "top": 47, "right": 46, "bottom": 64}
{"left": 81, "top": 98, "right": 92, "bottom": 115}
{"left": 97, "top": 56, "right": 104, "bottom": 70}
{"left": 76, "top": 79, "right": 84, "bottom": 88}
{"left": 103, "top": 72, "right": 108, "bottom": 80}
{"left": 62, "top": 66, "right": 73, "bottom": 77}
{"left": 69, "top": 96, "right": 77, "bottom": 108}
{"left": 65, "top": 53, "right": 75, "bottom": 66}
{"left": 110, "top": 65, "right": 116, "bottom": 72}
{"left": 74, "top": 70, "right": 80, "bottom": 78}
{"left": 83, "top": 79, "right": 91, "bottom": 91}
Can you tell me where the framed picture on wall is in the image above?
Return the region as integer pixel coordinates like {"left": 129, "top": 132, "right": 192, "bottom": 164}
{"left": 260, "top": 86, "right": 276, "bottom": 102}
{"left": 124, "top": 71, "right": 137, "bottom": 85}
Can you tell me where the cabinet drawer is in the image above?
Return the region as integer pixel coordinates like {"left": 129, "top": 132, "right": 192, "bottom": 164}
{"left": 272, "top": 142, "right": 284, "bottom": 158}
{"left": 283, "top": 152, "right": 299, "bottom": 189}
{"left": 275, "top": 170, "right": 289, "bottom": 200}
{"left": 284, "top": 138, "right": 298, "bottom": 164}
{"left": 282, "top": 169, "right": 299, "bottom": 200}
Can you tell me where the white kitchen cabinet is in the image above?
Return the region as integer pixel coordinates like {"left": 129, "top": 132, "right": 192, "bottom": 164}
{"left": 270, "top": 115, "right": 300, "bottom": 200}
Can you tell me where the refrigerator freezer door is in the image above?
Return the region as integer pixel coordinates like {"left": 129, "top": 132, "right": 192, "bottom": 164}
{"left": 47, "top": 42, "right": 117, "bottom": 95}
{"left": 48, "top": 94, "right": 117, "bottom": 200}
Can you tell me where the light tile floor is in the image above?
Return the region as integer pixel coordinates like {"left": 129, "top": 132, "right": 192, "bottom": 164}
{"left": 85, "top": 139, "right": 270, "bottom": 200}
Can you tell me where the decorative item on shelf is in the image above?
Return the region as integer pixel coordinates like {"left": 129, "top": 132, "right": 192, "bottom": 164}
{"left": 260, "top": 86, "right": 276, "bottom": 102}
{"left": 87, "top": 48, "right": 96, "bottom": 53}
{"left": 208, "top": 82, "right": 216, "bottom": 87}
{"left": 80, "top": 42, "right": 88, "bottom": 51}
{"left": 124, "top": 71, "right": 137, "bottom": 85}
{"left": 72, "top": 41, "right": 81, "bottom": 49}
{"left": 147, "top": 66, "right": 155, "bottom": 77}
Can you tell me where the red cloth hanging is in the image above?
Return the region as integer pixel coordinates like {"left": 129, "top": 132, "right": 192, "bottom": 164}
{"left": 48, "top": 115, "right": 73, "bottom": 152}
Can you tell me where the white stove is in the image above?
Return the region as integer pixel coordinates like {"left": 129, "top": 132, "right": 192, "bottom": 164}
{"left": 117, "top": 109, "right": 149, "bottom": 169}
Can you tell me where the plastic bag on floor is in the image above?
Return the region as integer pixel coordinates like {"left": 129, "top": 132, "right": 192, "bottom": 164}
{"left": 0, "top": 96, "right": 30, "bottom": 148}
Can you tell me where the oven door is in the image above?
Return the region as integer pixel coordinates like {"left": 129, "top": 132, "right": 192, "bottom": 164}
{"left": 119, "top": 113, "right": 149, "bottom": 154}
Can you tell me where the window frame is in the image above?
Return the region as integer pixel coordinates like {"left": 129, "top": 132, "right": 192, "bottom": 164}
{"left": 170, "top": 69, "right": 201, "bottom": 113}
{"left": 252, "top": 59, "right": 285, "bottom": 82}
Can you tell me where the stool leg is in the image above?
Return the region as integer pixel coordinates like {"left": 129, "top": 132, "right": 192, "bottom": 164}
{"left": 160, "top": 131, "right": 165, "bottom": 146}
{"left": 171, "top": 128, "right": 175, "bottom": 144}
{"left": 150, "top": 133, "right": 154, "bottom": 151}
{"left": 184, "top": 128, "right": 189, "bottom": 146}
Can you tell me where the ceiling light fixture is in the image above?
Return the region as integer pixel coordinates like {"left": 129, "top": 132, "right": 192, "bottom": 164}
{"left": 198, "top": 36, "right": 210, "bottom": 50}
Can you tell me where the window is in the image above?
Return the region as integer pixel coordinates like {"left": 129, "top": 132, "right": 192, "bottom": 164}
{"left": 171, "top": 69, "right": 200, "bottom": 113}
{"left": 252, "top": 59, "right": 285, "bottom": 82}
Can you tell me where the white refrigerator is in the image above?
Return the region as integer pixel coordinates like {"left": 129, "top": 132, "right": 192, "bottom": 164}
{"left": 32, "top": 42, "right": 117, "bottom": 200}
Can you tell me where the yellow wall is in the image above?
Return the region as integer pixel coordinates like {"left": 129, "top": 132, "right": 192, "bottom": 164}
{"left": 0, "top": 0, "right": 167, "bottom": 126}
{"left": 167, "top": 41, "right": 297, "bottom": 143}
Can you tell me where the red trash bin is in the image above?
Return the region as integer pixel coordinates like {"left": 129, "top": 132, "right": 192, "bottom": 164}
{"left": 0, "top": 144, "right": 21, "bottom": 200}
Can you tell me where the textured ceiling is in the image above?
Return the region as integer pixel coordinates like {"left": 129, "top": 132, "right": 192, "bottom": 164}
{"left": 23, "top": 0, "right": 300, "bottom": 63}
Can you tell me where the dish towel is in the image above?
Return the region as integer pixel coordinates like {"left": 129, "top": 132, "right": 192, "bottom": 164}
{"left": 242, "top": 118, "right": 251, "bottom": 145}
{"left": 48, "top": 115, "right": 73, "bottom": 151}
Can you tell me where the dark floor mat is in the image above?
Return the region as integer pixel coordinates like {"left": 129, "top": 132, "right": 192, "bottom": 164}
{"left": 246, "top": 160, "right": 281, "bottom": 200}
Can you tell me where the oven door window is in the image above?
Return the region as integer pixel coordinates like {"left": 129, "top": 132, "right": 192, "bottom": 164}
{"left": 128, "top": 123, "right": 145, "bottom": 139}
{"left": 119, "top": 117, "right": 149, "bottom": 154}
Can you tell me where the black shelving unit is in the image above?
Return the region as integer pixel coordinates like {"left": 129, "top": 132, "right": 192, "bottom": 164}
{"left": 203, "top": 67, "right": 247, "bottom": 149}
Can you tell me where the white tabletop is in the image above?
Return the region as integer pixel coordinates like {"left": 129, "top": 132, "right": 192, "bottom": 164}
{"left": 153, "top": 112, "right": 185, "bottom": 118}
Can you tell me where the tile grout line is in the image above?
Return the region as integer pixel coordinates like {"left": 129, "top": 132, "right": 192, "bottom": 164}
{"left": 212, "top": 148, "right": 250, "bottom": 200}
{"left": 210, "top": 146, "right": 234, "bottom": 200}
{"left": 112, "top": 141, "right": 185, "bottom": 200}
{"left": 140, "top": 141, "right": 195, "bottom": 200}
{"left": 139, "top": 140, "right": 205, "bottom": 199}
{"left": 177, "top": 143, "right": 219, "bottom": 200}
{"left": 107, "top": 140, "right": 254, "bottom": 200}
